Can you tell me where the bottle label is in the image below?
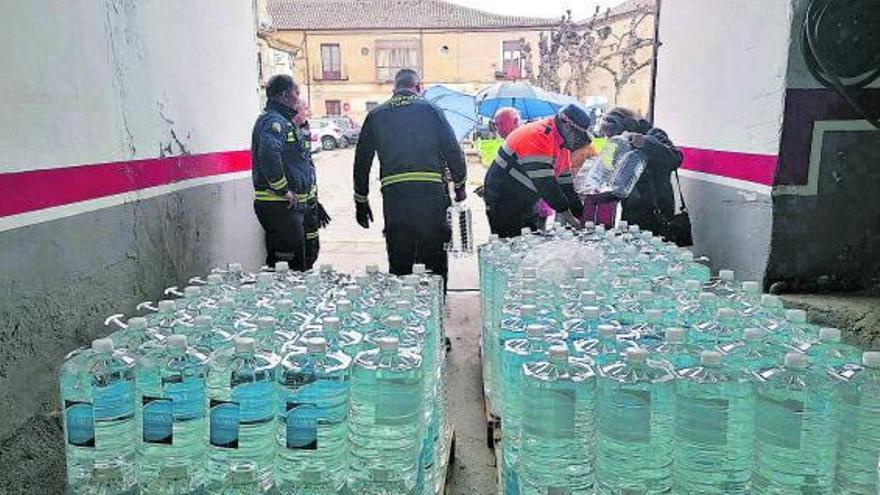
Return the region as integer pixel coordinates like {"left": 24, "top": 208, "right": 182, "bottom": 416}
{"left": 142, "top": 396, "right": 173, "bottom": 445}
{"left": 165, "top": 377, "right": 206, "bottom": 421}
{"left": 675, "top": 396, "right": 728, "bottom": 446}
{"left": 64, "top": 400, "right": 95, "bottom": 447}
{"left": 604, "top": 390, "right": 651, "bottom": 443}
{"left": 231, "top": 380, "right": 275, "bottom": 425}
{"left": 757, "top": 396, "right": 803, "bottom": 449}
{"left": 286, "top": 400, "right": 318, "bottom": 450}
{"left": 93, "top": 380, "right": 135, "bottom": 422}
{"left": 209, "top": 399, "right": 240, "bottom": 448}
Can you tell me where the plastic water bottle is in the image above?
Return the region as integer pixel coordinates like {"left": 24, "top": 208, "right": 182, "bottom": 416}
{"left": 135, "top": 334, "right": 209, "bottom": 492}
{"left": 653, "top": 328, "right": 701, "bottom": 370}
{"left": 596, "top": 347, "right": 675, "bottom": 494}
{"left": 275, "top": 337, "right": 351, "bottom": 494}
{"left": 677, "top": 251, "right": 711, "bottom": 283}
{"left": 673, "top": 351, "right": 754, "bottom": 493}
{"left": 108, "top": 316, "right": 161, "bottom": 356}
{"left": 60, "top": 338, "right": 137, "bottom": 494}
{"left": 707, "top": 269, "right": 738, "bottom": 300}
{"left": 574, "top": 324, "right": 633, "bottom": 366}
{"left": 190, "top": 315, "right": 235, "bottom": 357}
{"left": 348, "top": 336, "right": 424, "bottom": 495}
{"left": 219, "top": 463, "right": 262, "bottom": 494}
{"left": 719, "top": 328, "right": 784, "bottom": 377}
{"left": 752, "top": 352, "right": 838, "bottom": 493}
{"left": 520, "top": 345, "right": 596, "bottom": 495}
{"left": 302, "top": 315, "right": 363, "bottom": 357}
{"left": 773, "top": 309, "right": 819, "bottom": 348}
{"left": 205, "top": 337, "right": 279, "bottom": 491}
{"left": 805, "top": 327, "right": 861, "bottom": 371}
{"left": 835, "top": 351, "right": 880, "bottom": 494}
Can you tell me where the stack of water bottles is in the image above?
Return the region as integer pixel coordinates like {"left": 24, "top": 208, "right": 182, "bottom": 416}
{"left": 479, "top": 222, "right": 880, "bottom": 495}
{"left": 59, "top": 262, "right": 451, "bottom": 495}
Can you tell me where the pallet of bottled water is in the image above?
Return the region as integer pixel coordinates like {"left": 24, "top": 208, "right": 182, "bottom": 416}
{"left": 478, "top": 222, "right": 880, "bottom": 495}
{"left": 60, "top": 262, "right": 452, "bottom": 495}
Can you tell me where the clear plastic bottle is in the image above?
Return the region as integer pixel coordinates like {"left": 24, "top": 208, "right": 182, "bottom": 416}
{"left": 653, "top": 328, "right": 701, "bottom": 370}
{"left": 60, "top": 338, "right": 137, "bottom": 494}
{"left": 772, "top": 309, "right": 820, "bottom": 348}
{"left": 347, "top": 336, "right": 424, "bottom": 495}
{"left": 574, "top": 324, "right": 634, "bottom": 366}
{"left": 719, "top": 328, "right": 785, "bottom": 377}
{"left": 205, "top": 337, "right": 280, "bottom": 492}
{"left": 596, "top": 347, "right": 675, "bottom": 494}
{"left": 835, "top": 351, "right": 880, "bottom": 494}
{"left": 520, "top": 346, "right": 597, "bottom": 495}
{"left": 108, "top": 316, "right": 161, "bottom": 356}
{"left": 135, "top": 334, "right": 209, "bottom": 493}
{"left": 706, "top": 269, "right": 738, "bottom": 300}
{"left": 752, "top": 352, "right": 838, "bottom": 493}
{"left": 189, "top": 315, "right": 235, "bottom": 357}
{"left": 673, "top": 351, "right": 754, "bottom": 493}
{"left": 275, "top": 337, "right": 352, "bottom": 494}
{"left": 219, "top": 463, "right": 262, "bottom": 494}
{"left": 805, "top": 327, "right": 861, "bottom": 371}
{"left": 302, "top": 315, "right": 363, "bottom": 357}
{"left": 693, "top": 307, "right": 744, "bottom": 348}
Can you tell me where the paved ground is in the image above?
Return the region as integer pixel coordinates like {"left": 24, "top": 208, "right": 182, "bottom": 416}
{"left": 313, "top": 147, "right": 497, "bottom": 494}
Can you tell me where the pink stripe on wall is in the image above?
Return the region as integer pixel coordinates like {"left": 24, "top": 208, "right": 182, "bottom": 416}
{"left": 0, "top": 150, "right": 251, "bottom": 217}
{"left": 679, "top": 147, "right": 777, "bottom": 186}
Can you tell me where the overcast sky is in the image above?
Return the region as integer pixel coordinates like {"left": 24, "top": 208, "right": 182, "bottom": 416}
{"left": 446, "top": 0, "right": 623, "bottom": 21}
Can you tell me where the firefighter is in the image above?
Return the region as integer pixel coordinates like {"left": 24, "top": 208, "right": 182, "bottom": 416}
{"left": 482, "top": 104, "right": 592, "bottom": 238}
{"left": 251, "top": 75, "right": 329, "bottom": 271}
{"left": 352, "top": 69, "right": 467, "bottom": 283}
{"left": 292, "top": 100, "right": 331, "bottom": 268}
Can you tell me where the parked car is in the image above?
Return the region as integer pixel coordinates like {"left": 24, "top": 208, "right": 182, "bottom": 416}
{"left": 309, "top": 119, "right": 347, "bottom": 150}
{"left": 321, "top": 115, "right": 361, "bottom": 144}
{"left": 472, "top": 122, "right": 494, "bottom": 140}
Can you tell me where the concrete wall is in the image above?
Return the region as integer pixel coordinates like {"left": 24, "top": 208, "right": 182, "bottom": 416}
{"left": 654, "top": 0, "right": 792, "bottom": 282}
{"left": 0, "top": 1, "right": 263, "bottom": 491}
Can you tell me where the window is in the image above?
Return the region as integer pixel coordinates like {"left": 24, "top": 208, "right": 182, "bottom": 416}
{"left": 502, "top": 40, "right": 524, "bottom": 80}
{"left": 366, "top": 101, "right": 379, "bottom": 112}
{"left": 325, "top": 100, "right": 342, "bottom": 116}
{"left": 375, "top": 39, "right": 421, "bottom": 82}
{"left": 321, "top": 44, "right": 342, "bottom": 80}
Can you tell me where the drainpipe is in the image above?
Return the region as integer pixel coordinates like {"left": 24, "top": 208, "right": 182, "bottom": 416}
{"left": 647, "top": 0, "right": 662, "bottom": 123}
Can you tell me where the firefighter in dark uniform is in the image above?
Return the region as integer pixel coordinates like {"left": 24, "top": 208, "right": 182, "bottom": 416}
{"left": 292, "top": 99, "right": 331, "bottom": 268}
{"left": 251, "top": 75, "right": 329, "bottom": 270}
{"left": 352, "top": 69, "right": 467, "bottom": 283}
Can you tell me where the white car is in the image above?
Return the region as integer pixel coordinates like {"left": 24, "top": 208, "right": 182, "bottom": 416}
{"left": 310, "top": 119, "right": 348, "bottom": 150}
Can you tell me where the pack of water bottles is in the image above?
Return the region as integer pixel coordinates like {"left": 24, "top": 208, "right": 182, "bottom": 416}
{"left": 59, "top": 262, "right": 450, "bottom": 495}
{"left": 479, "top": 222, "right": 880, "bottom": 495}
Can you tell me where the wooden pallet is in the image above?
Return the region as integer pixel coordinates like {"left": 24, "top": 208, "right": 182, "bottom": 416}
{"left": 437, "top": 427, "right": 457, "bottom": 495}
{"left": 479, "top": 338, "right": 502, "bottom": 450}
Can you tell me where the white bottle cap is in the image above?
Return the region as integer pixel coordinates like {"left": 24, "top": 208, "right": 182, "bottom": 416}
{"left": 395, "top": 300, "right": 412, "bottom": 312}
{"left": 206, "top": 274, "right": 224, "bottom": 285}
{"left": 92, "top": 338, "right": 114, "bottom": 353}
{"left": 699, "top": 292, "right": 717, "bottom": 303}
{"left": 646, "top": 309, "right": 663, "bottom": 323}
{"left": 618, "top": 220, "right": 629, "bottom": 229}
{"left": 167, "top": 335, "right": 187, "bottom": 349}
{"left": 625, "top": 347, "right": 648, "bottom": 362}
{"left": 158, "top": 300, "right": 177, "bottom": 313}
{"left": 743, "top": 328, "right": 765, "bottom": 341}
{"left": 184, "top": 286, "right": 201, "bottom": 298}
{"left": 228, "top": 262, "right": 243, "bottom": 272}
{"left": 275, "top": 261, "right": 290, "bottom": 273}
{"left": 366, "top": 264, "right": 379, "bottom": 274}
{"left": 305, "top": 337, "right": 327, "bottom": 353}
{"left": 718, "top": 308, "right": 737, "bottom": 320}
{"left": 257, "top": 272, "right": 273, "bottom": 283}
{"left": 520, "top": 227, "right": 532, "bottom": 236}
{"left": 685, "top": 280, "right": 701, "bottom": 291}
{"left": 194, "top": 315, "right": 212, "bottom": 327}
{"left": 583, "top": 306, "right": 601, "bottom": 319}
{"left": 680, "top": 251, "right": 695, "bottom": 262}
{"left": 219, "top": 297, "right": 235, "bottom": 308}
{"left": 234, "top": 337, "right": 255, "bottom": 353}
{"left": 665, "top": 328, "right": 685, "bottom": 343}
{"left": 386, "top": 316, "right": 404, "bottom": 329}
{"left": 701, "top": 350, "right": 722, "bottom": 366}
{"left": 377, "top": 336, "right": 399, "bottom": 351}
{"left": 786, "top": 309, "right": 807, "bottom": 323}
{"left": 629, "top": 225, "right": 640, "bottom": 234}
{"left": 818, "top": 327, "right": 841, "bottom": 342}
{"left": 413, "top": 264, "right": 427, "bottom": 275}
{"left": 742, "top": 281, "right": 760, "bottom": 294}
{"left": 598, "top": 325, "right": 617, "bottom": 339}
{"left": 548, "top": 345, "right": 569, "bottom": 360}
{"left": 403, "top": 275, "right": 419, "bottom": 286}
{"left": 323, "top": 316, "right": 340, "bottom": 330}
{"left": 637, "top": 290, "right": 654, "bottom": 301}
{"left": 256, "top": 317, "right": 276, "bottom": 330}
{"left": 276, "top": 299, "right": 294, "bottom": 311}
{"left": 526, "top": 324, "right": 545, "bottom": 338}
{"left": 785, "top": 352, "right": 808, "bottom": 369}
{"left": 128, "top": 317, "right": 147, "bottom": 331}
{"left": 346, "top": 286, "right": 362, "bottom": 297}
{"left": 522, "top": 267, "right": 537, "bottom": 279}
{"left": 320, "top": 264, "right": 333, "bottom": 273}
{"left": 761, "top": 294, "right": 780, "bottom": 307}
{"left": 595, "top": 225, "right": 606, "bottom": 233}
{"left": 719, "top": 270, "right": 735, "bottom": 281}
{"left": 580, "top": 290, "right": 597, "bottom": 302}
{"left": 292, "top": 285, "right": 308, "bottom": 297}
{"left": 336, "top": 299, "right": 353, "bottom": 313}
{"left": 862, "top": 351, "right": 880, "bottom": 368}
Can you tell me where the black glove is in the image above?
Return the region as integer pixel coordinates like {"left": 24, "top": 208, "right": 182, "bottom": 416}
{"left": 317, "top": 202, "right": 331, "bottom": 229}
{"left": 355, "top": 202, "right": 373, "bottom": 229}
{"left": 454, "top": 185, "right": 467, "bottom": 203}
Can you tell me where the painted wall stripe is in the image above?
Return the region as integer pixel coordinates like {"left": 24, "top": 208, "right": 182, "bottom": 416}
{"left": 679, "top": 147, "right": 777, "bottom": 186}
{"left": 678, "top": 169, "right": 772, "bottom": 195}
{"left": 0, "top": 150, "right": 252, "bottom": 217}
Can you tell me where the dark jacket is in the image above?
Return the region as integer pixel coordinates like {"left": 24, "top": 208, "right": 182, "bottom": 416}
{"left": 251, "top": 100, "right": 317, "bottom": 205}
{"left": 621, "top": 127, "right": 683, "bottom": 234}
{"left": 352, "top": 90, "right": 466, "bottom": 203}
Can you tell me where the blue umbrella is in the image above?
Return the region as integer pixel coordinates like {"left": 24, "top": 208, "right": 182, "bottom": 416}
{"left": 475, "top": 81, "right": 564, "bottom": 120}
{"left": 423, "top": 85, "right": 478, "bottom": 142}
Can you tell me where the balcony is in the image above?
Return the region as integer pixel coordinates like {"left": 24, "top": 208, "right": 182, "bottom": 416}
{"left": 312, "top": 64, "right": 349, "bottom": 82}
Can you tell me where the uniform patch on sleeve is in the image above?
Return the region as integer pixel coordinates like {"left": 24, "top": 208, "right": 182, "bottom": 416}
{"left": 271, "top": 122, "right": 282, "bottom": 133}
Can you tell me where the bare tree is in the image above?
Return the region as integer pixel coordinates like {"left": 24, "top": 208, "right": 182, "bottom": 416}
{"left": 594, "top": 7, "right": 654, "bottom": 104}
